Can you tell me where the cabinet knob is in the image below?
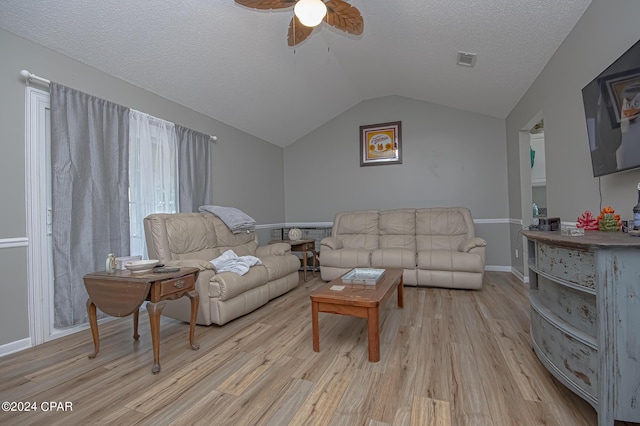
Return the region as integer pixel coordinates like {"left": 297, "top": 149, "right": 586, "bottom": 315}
{"left": 174, "top": 280, "right": 184, "bottom": 289}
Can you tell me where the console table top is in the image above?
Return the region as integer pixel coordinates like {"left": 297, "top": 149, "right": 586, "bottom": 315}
{"left": 522, "top": 229, "right": 640, "bottom": 249}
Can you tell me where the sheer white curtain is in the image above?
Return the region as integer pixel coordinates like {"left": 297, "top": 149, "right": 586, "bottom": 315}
{"left": 129, "top": 110, "right": 178, "bottom": 258}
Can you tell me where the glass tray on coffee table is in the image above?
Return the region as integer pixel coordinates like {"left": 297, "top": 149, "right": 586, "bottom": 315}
{"left": 341, "top": 268, "right": 385, "bottom": 285}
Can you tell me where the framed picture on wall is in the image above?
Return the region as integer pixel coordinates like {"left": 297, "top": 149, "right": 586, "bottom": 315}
{"left": 359, "top": 121, "right": 402, "bottom": 166}
{"left": 601, "top": 68, "right": 640, "bottom": 129}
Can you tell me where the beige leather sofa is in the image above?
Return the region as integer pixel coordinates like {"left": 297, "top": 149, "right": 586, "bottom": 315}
{"left": 320, "top": 207, "right": 486, "bottom": 289}
{"left": 144, "top": 212, "right": 300, "bottom": 325}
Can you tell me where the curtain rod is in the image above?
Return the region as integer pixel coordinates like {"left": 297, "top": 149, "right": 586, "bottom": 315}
{"left": 20, "top": 69, "right": 50, "bottom": 86}
{"left": 20, "top": 69, "right": 218, "bottom": 141}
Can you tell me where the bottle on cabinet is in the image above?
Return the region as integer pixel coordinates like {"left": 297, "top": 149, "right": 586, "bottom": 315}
{"left": 106, "top": 253, "right": 116, "bottom": 273}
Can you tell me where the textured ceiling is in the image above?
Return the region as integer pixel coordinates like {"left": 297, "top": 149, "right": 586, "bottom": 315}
{"left": 0, "top": 0, "right": 591, "bottom": 147}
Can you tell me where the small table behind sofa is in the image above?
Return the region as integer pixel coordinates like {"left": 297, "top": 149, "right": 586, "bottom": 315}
{"left": 269, "top": 239, "right": 318, "bottom": 281}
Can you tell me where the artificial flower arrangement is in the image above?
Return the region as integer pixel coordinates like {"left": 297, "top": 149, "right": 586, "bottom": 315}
{"left": 577, "top": 206, "right": 621, "bottom": 231}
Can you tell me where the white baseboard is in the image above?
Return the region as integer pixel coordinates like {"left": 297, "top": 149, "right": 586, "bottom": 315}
{"left": 485, "top": 265, "right": 511, "bottom": 272}
{"left": 0, "top": 337, "right": 31, "bottom": 357}
{"left": 485, "top": 265, "right": 529, "bottom": 284}
{"left": 511, "top": 267, "right": 529, "bottom": 283}
{"left": 0, "top": 313, "right": 123, "bottom": 358}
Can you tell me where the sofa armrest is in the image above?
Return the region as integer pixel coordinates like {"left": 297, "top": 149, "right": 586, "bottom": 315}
{"left": 458, "top": 237, "right": 487, "bottom": 253}
{"left": 165, "top": 259, "right": 216, "bottom": 272}
{"left": 256, "top": 243, "right": 291, "bottom": 257}
{"left": 321, "top": 237, "right": 343, "bottom": 250}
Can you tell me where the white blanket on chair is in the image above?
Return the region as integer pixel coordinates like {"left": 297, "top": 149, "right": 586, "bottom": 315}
{"left": 210, "top": 250, "right": 262, "bottom": 276}
{"left": 199, "top": 205, "right": 256, "bottom": 233}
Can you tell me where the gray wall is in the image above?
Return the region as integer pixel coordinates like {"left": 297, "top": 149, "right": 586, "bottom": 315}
{"left": 506, "top": 0, "right": 640, "bottom": 275}
{"left": 284, "top": 95, "right": 511, "bottom": 267}
{"left": 0, "top": 29, "right": 286, "bottom": 346}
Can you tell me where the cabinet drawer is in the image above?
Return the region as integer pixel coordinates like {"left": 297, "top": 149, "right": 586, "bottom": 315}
{"left": 536, "top": 244, "right": 595, "bottom": 289}
{"left": 531, "top": 308, "right": 598, "bottom": 399}
{"left": 534, "top": 275, "right": 597, "bottom": 337}
{"left": 159, "top": 274, "right": 195, "bottom": 297}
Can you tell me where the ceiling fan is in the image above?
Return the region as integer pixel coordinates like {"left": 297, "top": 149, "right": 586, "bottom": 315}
{"left": 234, "top": 0, "right": 364, "bottom": 46}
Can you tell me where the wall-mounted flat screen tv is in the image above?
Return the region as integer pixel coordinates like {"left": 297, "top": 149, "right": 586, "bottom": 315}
{"left": 582, "top": 39, "right": 640, "bottom": 177}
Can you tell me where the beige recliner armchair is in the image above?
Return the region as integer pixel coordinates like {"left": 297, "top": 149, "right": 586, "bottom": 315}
{"left": 144, "top": 212, "right": 300, "bottom": 325}
{"left": 320, "top": 207, "right": 486, "bottom": 289}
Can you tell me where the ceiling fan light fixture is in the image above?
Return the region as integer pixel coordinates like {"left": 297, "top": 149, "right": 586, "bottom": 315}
{"left": 294, "top": 0, "right": 327, "bottom": 27}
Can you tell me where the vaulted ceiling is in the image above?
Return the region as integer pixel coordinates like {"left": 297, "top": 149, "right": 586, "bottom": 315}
{"left": 0, "top": 0, "right": 591, "bottom": 147}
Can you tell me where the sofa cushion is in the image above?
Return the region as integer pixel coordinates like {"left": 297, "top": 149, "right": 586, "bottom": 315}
{"left": 174, "top": 248, "right": 221, "bottom": 262}
{"left": 459, "top": 237, "right": 487, "bottom": 252}
{"left": 165, "top": 258, "right": 217, "bottom": 271}
{"left": 416, "top": 269, "right": 483, "bottom": 290}
{"left": 217, "top": 240, "right": 259, "bottom": 257}
{"left": 210, "top": 285, "right": 270, "bottom": 326}
{"left": 320, "top": 237, "right": 343, "bottom": 250}
{"left": 260, "top": 254, "right": 301, "bottom": 281}
{"left": 165, "top": 214, "right": 218, "bottom": 254}
{"left": 416, "top": 208, "right": 471, "bottom": 251}
{"left": 208, "top": 265, "right": 269, "bottom": 300}
{"left": 379, "top": 208, "right": 416, "bottom": 250}
{"left": 334, "top": 210, "right": 379, "bottom": 249}
{"left": 417, "top": 250, "right": 484, "bottom": 273}
{"left": 371, "top": 248, "right": 416, "bottom": 269}
{"left": 320, "top": 248, "right": 372, "bottom": 268}
{"left": 256, "top": 242, "right": 290, "bottom": 257}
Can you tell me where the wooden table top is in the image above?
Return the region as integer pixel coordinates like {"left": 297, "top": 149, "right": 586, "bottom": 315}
{"left": 269, "top": 239, "right": 315, "bottom": 245}
{"left": 310, "top": 268, "right": 403, "bottom": 307}
{"left": 84, "top": 267, "right": 199, "bottom": 282}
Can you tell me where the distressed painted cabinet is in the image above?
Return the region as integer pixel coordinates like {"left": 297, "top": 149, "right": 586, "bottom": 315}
{"left": 523, "top": 230, "right": 640, "bottom": 426}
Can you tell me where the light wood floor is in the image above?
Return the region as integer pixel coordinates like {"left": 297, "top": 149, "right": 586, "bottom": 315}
{"left": 0, "top": 272, "right": 633, "bottom": 425}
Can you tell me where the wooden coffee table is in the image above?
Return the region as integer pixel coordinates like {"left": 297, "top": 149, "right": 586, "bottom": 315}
{"left": 83, "top": 267, "right": 200, "bottom": 374}
{"left": 310, "top": 268, "right": 404, "bottom": 362}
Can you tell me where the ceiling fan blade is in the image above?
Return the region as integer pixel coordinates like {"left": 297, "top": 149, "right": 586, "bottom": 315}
{"left": 325, "top": 0, "right": 363, "bottom": 35}
{"left": 234, "top": 0, "right": 295, "bottom": 10}
{"left": 287, "top": 16, "right": 314, "bottom": 46}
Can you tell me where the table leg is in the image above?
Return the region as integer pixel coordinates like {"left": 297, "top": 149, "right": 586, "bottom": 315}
{"left": 397, "top": 276, "right": 404, "bottom": 308}
{"left": 312, "top": 300, "right": 320, "bottom": 352}
{"left": 367, "top": 307, "right": 381, "bottom": 362}
{"left": 146, "top": 301, "right": 167, "bottom": 374}
{"left": 302, "top": 250, "right": 309, "bottom": 281}
{"left": 311, "top": 250, "right": 318, "bottom": 277}
{"left": 133, "top": 309, "right": 140, "bottom": 340}
{"left": 186, "top": 290, "right": 200, "bottom": 350}
{"left": 86, "top": 298, "right": 100, "bottom": 359}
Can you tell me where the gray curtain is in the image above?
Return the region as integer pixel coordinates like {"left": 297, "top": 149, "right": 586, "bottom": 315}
{"left": 50, "top": 83, "right": 130, "bottom": 327}
{"left": 176, "top": 125, "right": 213, "bottom": 212}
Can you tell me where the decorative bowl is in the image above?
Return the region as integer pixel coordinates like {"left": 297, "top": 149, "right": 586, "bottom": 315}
{"left": 288, "top": 227, "right": 302, "bottom": 241}
{"left": 125, "top": 259, "right": 159, "bottom": 273}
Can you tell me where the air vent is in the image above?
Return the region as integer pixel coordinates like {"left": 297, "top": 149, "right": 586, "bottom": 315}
{"left": 457, "top": 51, "right": 477, "bottom": 67}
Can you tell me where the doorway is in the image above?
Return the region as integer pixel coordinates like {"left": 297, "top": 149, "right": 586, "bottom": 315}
{"left": 517, "top": 112, "right": 546, "bottom": 281}
{"left": 530, "top": 119, "right": 547, "bottom": 219}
